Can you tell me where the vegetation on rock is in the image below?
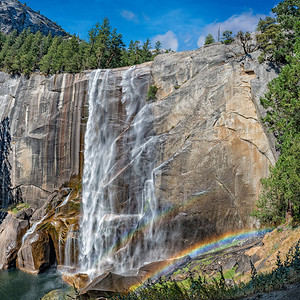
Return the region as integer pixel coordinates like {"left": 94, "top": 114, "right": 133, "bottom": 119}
{"left": 146, "top": 85, "right": 158, "bottom": 101}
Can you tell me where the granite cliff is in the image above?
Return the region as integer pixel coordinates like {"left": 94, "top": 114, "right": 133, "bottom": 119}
{"left": 0, "top": 42, "right": 277, "bottom": 279}
{"left": 0, "top": 0, "right": 67, "bottom": 36}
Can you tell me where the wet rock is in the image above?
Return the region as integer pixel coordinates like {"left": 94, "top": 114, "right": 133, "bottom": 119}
{"left": 17, "top": 231, "right": 56, "bottom": 274}
{"left": 80, "top": 272, "right": 141, "bottom": 298}
{"left": 0, "top": 213, "right": 29, "bottom": 269}
{"left": 62, "top": 272, "right": 90, "bottom": 290}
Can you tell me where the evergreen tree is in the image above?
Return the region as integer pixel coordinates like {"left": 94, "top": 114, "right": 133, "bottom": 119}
{"left": 154, "top": 41, "right": 162, "bottom": 55}
{"left": 204, "top": 34, "right": 215, "bottom": 45}
{"left": 272, "top": 0, "right": 300, "bottom": 62}
{"left": 39, "top": 36, "right": 62, "bottom": 74}
{"left": 41, "top": 32, "right": 53, "bottom": 56}
{"left": 236, "top": 31, "right": 253, "bottom": 54}
{"left": 0, "top": 17, "right": 156, "bottom": 74}
{"left": 140, "top": 38, "right": 152, "bottom": 62}
{"left": 63, "top": 35, "right": 80, "bottom": 73}
{"left": 0, "top": 31, "right": 7, "bottom": 51}
{"left": 256, "top": 17, "right": 284, "bottom": 62}
{"left": 0, "top": 30, "right": 17, "bottom": 69}
{"left": 106, "top": 28, "right": 124, "bottom": 68}
{"left": 222, "top": 31, "right": 233, "bottom": 44}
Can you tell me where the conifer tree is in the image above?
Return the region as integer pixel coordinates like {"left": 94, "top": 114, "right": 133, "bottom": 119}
{"left": 204, "top": 34, "right": 215, "bottom": 45}
{"left": 222, "top": 31, "right": 233, "bottom": 44}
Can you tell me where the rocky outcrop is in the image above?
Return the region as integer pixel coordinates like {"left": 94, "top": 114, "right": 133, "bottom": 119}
{"left": 0, "top": 0, "right": 67, "bottom": 36}
{"left": 0, "top": 209, "right": 31, "bottom": 269}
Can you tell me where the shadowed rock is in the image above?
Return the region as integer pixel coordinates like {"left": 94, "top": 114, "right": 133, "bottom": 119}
{"left": 0, "top": 211, "right": 30, "bottom": 269}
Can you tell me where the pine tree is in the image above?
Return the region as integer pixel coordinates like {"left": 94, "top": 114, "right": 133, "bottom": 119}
{"left": 155, "top": 41, "right": 162, "bottom": 55}
{"left": 236, "top": 31, "right": 253, "bottom": 54}
{"left": 204, "top": 34, "right": 215, "bottom": 45}
{"left": 256, "top": 17, "right": 284, "bottom": 62}
{"left": 221, "top": 31, "right": 233, "bottom": 44}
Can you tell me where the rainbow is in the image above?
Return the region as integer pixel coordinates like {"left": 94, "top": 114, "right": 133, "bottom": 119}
{"left": 129, "top": 227, "right": 271, "bottom": 291}
{"left": 89, "top": 190, "right": 210, "bottom": 269}
{"left": 85, "top": 190, "right": 271, "bottom": 287}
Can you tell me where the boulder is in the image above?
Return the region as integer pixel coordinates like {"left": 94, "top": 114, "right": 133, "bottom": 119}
{"left": 62, "top": 272, "right": 90, "bottom": 290}
{"left": 80, "top": 272, "right": 141, "bottom": 298}
{"left": 0, "top": 213, "right": 29, "bottom": 269}
{"left": 17, "top": 231, "right": 56, "bottom": 274}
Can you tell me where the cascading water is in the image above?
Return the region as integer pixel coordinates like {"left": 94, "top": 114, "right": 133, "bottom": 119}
{"left": 79, "top": 66, "right": 165, "bottom": 276}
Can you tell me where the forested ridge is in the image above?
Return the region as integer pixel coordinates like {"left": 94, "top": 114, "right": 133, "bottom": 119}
{"left": 0, "top": 18, "right": 162, "bottom": 75}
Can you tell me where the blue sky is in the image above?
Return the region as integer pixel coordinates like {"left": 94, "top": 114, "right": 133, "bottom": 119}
{"left": 24, "top": 0, "right": 277, "bottom": 51}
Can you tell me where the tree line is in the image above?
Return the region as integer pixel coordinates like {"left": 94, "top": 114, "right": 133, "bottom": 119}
{"left": 0, "top": 18, "right": 162, "bottom": 76}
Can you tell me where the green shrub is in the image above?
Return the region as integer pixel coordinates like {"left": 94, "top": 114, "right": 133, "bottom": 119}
{"left": 146, "top": 85, "right": 158, "bottom": 101}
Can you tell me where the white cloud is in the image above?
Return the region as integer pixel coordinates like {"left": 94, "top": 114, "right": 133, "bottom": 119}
{"left": 197, "top": 11, "right": 267, "bottom": 47}
{"left": 152, "top": 31, "right": 179, "bottom": 51}
{"left": 121, "top": 10, "right": 139, "bottom": 22}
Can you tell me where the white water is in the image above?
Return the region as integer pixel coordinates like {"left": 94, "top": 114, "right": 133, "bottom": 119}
{"left": 79, "top": 67, "right": 164, "bottom": 276}
{"left": 22, "top": 215, "right": 46, "bottom": 244}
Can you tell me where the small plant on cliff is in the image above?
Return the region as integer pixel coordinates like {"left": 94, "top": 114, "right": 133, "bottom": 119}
{"left": 146, "top": 85, "right": 158, "bottom": 101}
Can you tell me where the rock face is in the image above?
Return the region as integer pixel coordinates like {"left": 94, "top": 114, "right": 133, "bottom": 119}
{"left": 0, "top": 0, "right": 67, "bottom": 36}
{"left": 0, "top": 42, "right": 278, "bottom": 275}
{"left": 151, "top": 44, "right": 276, "bottom": 250}
{"left": 0, "top": 71, "right": 88, "bottom": 208}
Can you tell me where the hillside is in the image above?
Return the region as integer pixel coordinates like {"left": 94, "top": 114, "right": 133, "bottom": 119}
{"left": 0, "top": 0, "right": 67, "bottom": 36}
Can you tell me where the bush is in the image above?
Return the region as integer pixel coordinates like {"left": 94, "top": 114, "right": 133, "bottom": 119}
{"left": 146, "top": 85, "right": 158, "bottom": 101}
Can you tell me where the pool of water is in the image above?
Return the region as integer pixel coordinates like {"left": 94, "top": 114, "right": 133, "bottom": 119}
{"left": 0, "top": 269, "right": 68, "bottom": 300}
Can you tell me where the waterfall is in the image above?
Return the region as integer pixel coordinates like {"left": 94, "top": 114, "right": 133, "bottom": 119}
{"left": 79, "top": 67, "right": 164, "bottom": 276}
